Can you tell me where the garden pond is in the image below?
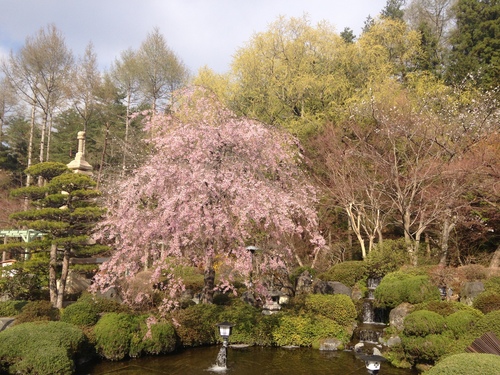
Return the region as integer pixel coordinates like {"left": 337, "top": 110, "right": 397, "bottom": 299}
{"left": 77, "top": 345, "right": 418, "bottom": 375}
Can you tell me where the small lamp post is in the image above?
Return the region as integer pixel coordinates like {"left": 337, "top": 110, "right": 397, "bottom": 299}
{"left": 215, "top": 322, "right": 234, "bottom": 369}
{"left": 217, "top": 321, "right": 234, "bottom": 347}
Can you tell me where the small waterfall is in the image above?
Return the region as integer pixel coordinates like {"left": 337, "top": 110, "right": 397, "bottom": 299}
{"left": 363, "top": 277, "right": 383, "bottom": 324}
{"left": 215, "top": 346, "right": 227, "bottom": 369}
{"left": 358, "top": 328, "right": 382, "bottom": 343}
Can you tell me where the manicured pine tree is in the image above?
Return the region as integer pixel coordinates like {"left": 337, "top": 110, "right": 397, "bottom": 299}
{"left": 4, "top": 162, "right": 108, "bottom": 308}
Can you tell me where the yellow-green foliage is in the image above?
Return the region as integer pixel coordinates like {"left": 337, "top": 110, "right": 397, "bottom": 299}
{"left": 304, "top": 294, "right": 357, "bottom": 326}
{"left": 470, "top": 310, "right": 500, "bottom": 338}
{"left": 366, "top": 239, "right": 408, "bottom": 278}
{"left": 415, "top": 300, "right": 482, "bottom": 317}
{"left": 61, "top": 301, "right": 100, "bottom": 327}
{"left": 272, "top": 314, "right": 348, "bottom": 347}
{"left": 425, "top": 353, "right": 500, "bottom": 375}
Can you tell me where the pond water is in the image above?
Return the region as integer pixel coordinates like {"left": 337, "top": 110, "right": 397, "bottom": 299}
{"left": 77, "top": 346, "right": 418, "bottom": 375}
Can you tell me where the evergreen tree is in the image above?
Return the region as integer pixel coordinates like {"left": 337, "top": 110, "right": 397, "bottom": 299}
{"left": 3, "top": 162, "right": 108, "bottom": 308}
{"left": 446, "top": 0, "right": 500, "bottom": 88}
{"left": 382, "top": 0, "right": 407, "bottom": 20}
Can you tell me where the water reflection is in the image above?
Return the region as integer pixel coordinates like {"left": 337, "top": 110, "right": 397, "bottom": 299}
{"left": 78, "top": 346, "right": 417, "bottom": 375}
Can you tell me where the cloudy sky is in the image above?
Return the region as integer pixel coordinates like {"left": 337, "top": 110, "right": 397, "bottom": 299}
{"left": 1, "top": 0, "right": 387, "bottom": 74}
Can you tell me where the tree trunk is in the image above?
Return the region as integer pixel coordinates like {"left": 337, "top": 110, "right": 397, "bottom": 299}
{"left": 201, "top": 265, "right": 215, "bottom": 304}
{"left": 489, "top": 245, "right": 500, "bottom": 276}
{"left": 439, "top": 213, "right": 455, "bottom": 267}
{"left": 49, "top": 243, "right": 58, "bottom": 307}
{"left": 56, "top": 249, "right": 70, "bottom": 309}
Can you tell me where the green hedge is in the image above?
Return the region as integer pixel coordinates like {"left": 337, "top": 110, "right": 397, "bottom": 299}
{"left": 0, "top": 321, "right": 88, "bottom": 375}
{"left": 425, "top": 353, "right": 500, "bottom": 375}
{"left": 404, "top": 310, "right": 446, "bottom": 337}
{"left": 470, "top": 310, "right": 500, "bottom": 338}
{"left": 304, "top": 294, "right": 357, "bottom": 326}
{"left": 374, "top": 272, "right": 440, "bottom": 309}
{"left": 415, "top": 300, "right": 482, "bottom": 317}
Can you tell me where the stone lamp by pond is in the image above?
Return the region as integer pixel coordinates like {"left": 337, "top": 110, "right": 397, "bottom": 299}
{"left": 215, "top": 322, "right": 235, "bottom": 369}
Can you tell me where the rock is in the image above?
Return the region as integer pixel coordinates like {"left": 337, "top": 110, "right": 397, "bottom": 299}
{"left": 295, "top": 270, "right": 314, "bottom": 295}
{"left": 379, "top": 335, "right": 401, "bottom": 347}
{"left": 389, "top": 302, "right": 414, "bottom": 331}
{"left": 313, "top": 280, "right": 352, "bottom": 297}
{"left": 319, "top": 338, "right": 343, "bottom": 351}
{"left": 460, "top": 281, "right": 485, "bottom": 305}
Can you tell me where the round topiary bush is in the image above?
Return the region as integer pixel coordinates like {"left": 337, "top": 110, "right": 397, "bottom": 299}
{"left": 404, "top": 310, "right": 446, "bottom": 337}
{"left": 414, "top": 300, "right": 482, "bottom": 317}
{"left": 14, "top": 300, "right": 60, "bottom": 324}
{"left": 425, "top": 353, "right": 500, "bottom": 375}
{"left": 366, "top": 239, "right": 409, "bottom": 278}
{"left": 61, "top": 301, "right": 100, "bottom": 327}
{"left": 374, "top": 272, "right": 440, "bottom": 309}
{"left": 304, "top": 294, "right": 357, "bottom": 327}
{"left": 0, "top": 321, "right": 88, "bottom": 375}
{"left": 401, "top": 334, "right": 452, "bottom": 364}
{"left": 445, "top": 310, "right": 483, "bottom": 339}
{"left": 472, "top": 291, "right": 500, "bottom": 314}
{"left": 94, "top": 312, "right": 139, "bottom": 360}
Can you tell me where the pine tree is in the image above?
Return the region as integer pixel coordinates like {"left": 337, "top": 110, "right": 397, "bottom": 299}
{"left": 3, "top": 162, "right": 108, "bottom": 308}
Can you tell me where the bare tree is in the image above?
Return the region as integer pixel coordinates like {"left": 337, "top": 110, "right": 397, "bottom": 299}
{"left": 136, "top": 28, "right": 189, "bottom": 112}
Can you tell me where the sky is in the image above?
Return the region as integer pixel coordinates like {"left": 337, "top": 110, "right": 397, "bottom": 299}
{"left": 0, "top": 0, "right": 388, "bottom": 75}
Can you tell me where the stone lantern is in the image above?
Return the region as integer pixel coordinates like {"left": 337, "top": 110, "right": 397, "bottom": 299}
{"left": 67, "top": 131, "right": 93, "bottom": 176}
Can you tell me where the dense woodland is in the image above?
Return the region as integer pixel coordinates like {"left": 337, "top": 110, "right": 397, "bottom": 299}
{"left": 0, "top": 0, "right": 499, "bottom": 308}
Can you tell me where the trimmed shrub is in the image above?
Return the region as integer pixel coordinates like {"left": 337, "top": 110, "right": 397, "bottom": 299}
{"left": 401, "top": 334, "right": 452, "bottom": 364}
{"left": 0, "top": 300, "right": 27, "bottom": 316}
{"left": 15, "top": 300, "right": 59, "bottom": 324}
{"left": 318, "top": 261, "right": 367, "bottom": 287}
{"left": 404, "top": 310, "right": 446, "bottom": 337}
{"left": 470, "top": 310, "right": 500, "bottom": 338}
{"left": 472, "top": 291, "right": 500, "bottom": 314}
{"left": 61, "top": 300, "right": 100, "bottom": 327}
{"left": 445, "top": 310, "right": 483, "bottom": 339}
{"left": 171, "top": 303, "right": 222, "bottom": 347}
{"left": 484, "top": 276, "right": 500, "bottom": 294}
{"left": 304, "top": 294, "right": 357, "bottom": 326}
{"left": 374, "top": 272, "right": 440, "bottom": 309}
{"left": 94, "top": 312, "right": 139, "bottom": 360}
{"left": 272, "top": 314, "right": 348, "bottom": 347}
{"left": 77, "top": 292, "right": 130, "bottom": 314}
{"left": 425, "top": 353, "right": 500, "bottom": 375}
{"left": 130, "top": 317, "right": 177, "bottom": 357}
{"left": 0, "top": 321, "right": 88, "bottom": 375}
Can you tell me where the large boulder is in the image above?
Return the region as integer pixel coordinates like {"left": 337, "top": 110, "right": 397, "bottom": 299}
{"left": 313, "top": 280, "right": 352, "bottom": 297}
{"left": 389, "top": 302, "right": 414, "bottom": 332}
{"left": 461, "top": 281, "right": 485, "bottom": 306}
